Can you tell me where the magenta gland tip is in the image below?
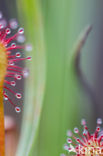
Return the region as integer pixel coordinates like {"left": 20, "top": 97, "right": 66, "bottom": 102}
{"left": 0, "top": 11, "right": 32, "bottom": 112}
{"left": 63, "top": 118, "right": 103, "bottom": 156}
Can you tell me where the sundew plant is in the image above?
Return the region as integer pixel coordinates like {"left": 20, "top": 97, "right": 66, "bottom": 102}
{"left": 1, "top": 0, "right": 103, "bottom": 156}
{"left": 63, "top": 118, "right": 103, "bottom": 155}
{"left": 0, "top": 12, "right": 31, "bottom": 156}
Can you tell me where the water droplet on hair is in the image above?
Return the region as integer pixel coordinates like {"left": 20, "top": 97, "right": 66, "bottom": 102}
{"left": 17, "top": 35, "right": 25, "bottom": 43}
{"left": 9, "top": 61, "right": 14, "bottom": 66}
{"left": 81, "top": 119, "right": 86, "bottom": 125}
{"left": 16, "top": 93, "right": 22, "bottom": 99}
{"left": 64, "top": 144, "right": 68, "bottom": 150}
{"left": 15, "top": 107, "right": 21, "bottom": 113}
{"left": 67, "top": 130, "right": 72, "bottom": 137}
{"left": 25, "top": 44, "right": 32, "bottom": 51}
{"left": 15, "top": 74, "right": 22, "bottom": 80}
{"left": 97, "top": 118, "right": 102, "bottom": 125}
{"left": 4, "top": 93, "right": 8, "bottom": 100}
{"left": 27, "top": 56, "right": 32, "bottom": 60}
{"left": 11, "top": 81, "right": 16, "bottom": 86}
{"left": 67, "top": 138, "right": 72, "bottom": 144}
{"left": 16, "top": 52, "right": 21, "bottom": 58}
{"left": 11, "top": 43, "right": 16, "bottom": 48}
{"left": 74, "top": 127, "right": 79, "bottom": 133}
{"left": 18, "top": 28, "right": 24, "bottom": 34}
{"left": 6, "top": 28, "right": 11, "bottom": 35}
{"left": 0, "top": 24, "right": 3, "bottom": 29}
{"left": 0, "top": 19, "right": 7, "bottom": 28}
{"left": 23, "top": 69, "right": 29, "bottom": 78}
{"left": 9, "top": 19, "right": 18, "bottom": 29}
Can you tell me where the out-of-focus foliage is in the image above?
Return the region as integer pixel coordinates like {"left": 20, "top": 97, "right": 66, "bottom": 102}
{"left": 16, "top": 0, "right": 95, "bottom": 156}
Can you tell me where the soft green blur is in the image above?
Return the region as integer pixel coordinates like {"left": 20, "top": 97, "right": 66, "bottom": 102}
{"left": 15, "top": 0, "right": 96, "bottom": 156}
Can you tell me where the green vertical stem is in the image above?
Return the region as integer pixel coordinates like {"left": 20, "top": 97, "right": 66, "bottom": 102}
{"left": 16, "top": 0, "right": 97, "bottom": 156}
{"left": 16, "top": 0, "right": 46, "bottom": 156}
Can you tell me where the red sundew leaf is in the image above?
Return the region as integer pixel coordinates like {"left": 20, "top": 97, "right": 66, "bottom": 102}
{"left": 0, "top": 11, "right": 32, "bottom": 156}
{"left": 0, "top": 38, "right": 8, "bottom": 156}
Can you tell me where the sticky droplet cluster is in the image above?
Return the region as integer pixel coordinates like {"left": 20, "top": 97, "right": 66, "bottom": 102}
{"left": 0, "top": 12, "right": 32, "bottom": 113}
{"left": 63, "top": 119, "right": 103, "bottom": 156}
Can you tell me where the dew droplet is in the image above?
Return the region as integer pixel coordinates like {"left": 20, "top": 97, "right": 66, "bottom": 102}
{"left": 27, "top": 56, "right": 32, "bottom": 60}
{"left": 23, "top": 69, "right": 29, "bottom": 78}
{"left": 0, "top": 19, "right": 7, "bottom": 28}
{"left": 6, "top": 28, "right": 11, "bottom": 35}
{"left": 11, "top": 43, "right": 16, "bottom": 48}
{"left": 16, "top": 93, "right": 22, "bottom": 99}
{"left": 4, "top": 93, "right": 8, "bottom": 101}
{"left": 25, "top": 44, "right": 32, "bottom": 51}
{"left": 15, "top": 74, "right": 22, "bottom": 80}
{"left": 17, "top": 35, "right": 25, "bottom": 43}
{"left": 0, "top": 24, "right": 3, "bottom": 29}
{"left": 67, "top": 138, "right": 72, "bottom": 144}
{"left": 64, "top": 144, "right": 68, "bottom": 150}
{"left": 81, "top": 119, "right": 86, "bottom": 126}
{"left": 8, "top": 60, "right": 14, "bottom": 66}
{"left": 74, "top": 127, "right": 79, "bottom": 133}
{"left": 67, "top": 130, "right": 72, "bottom": 137}
{"left": 15, "top": 107, "right": 21, "bottom": 113}
{"left": 18, "top": 28, "right": 24, "bottom": 34}
{"left": 9, "top": 19, "right": 18, "bottom": 29}
{"left": 16, "top": 52, "right": 21, "bottom": 58}
{"left": 97, "top": 118, "right": 102, "bottom": 125}
{"left": 11, "top": 81, "right": 16, "bottom": 86}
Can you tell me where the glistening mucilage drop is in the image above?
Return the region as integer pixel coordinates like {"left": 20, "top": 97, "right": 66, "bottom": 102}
{"left": 0, "top": 12, "right": 32, "bottom": 113}
{"left": 0, "top": 11, "right": 32, "bottom": 156}
{"left": 63, "top": 118, "right": 103, "bottom": 156}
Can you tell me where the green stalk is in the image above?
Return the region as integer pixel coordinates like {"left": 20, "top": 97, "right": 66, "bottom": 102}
{"left": 16, "top": 0, "right": 46, "bottom": 156}
{"left": 16, "top": 0, "right": 95, "bottom": 156}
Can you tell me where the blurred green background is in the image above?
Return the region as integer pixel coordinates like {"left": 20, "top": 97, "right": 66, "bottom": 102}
{"left": 1, "top": 0, "right": 103, "bottom": 156}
